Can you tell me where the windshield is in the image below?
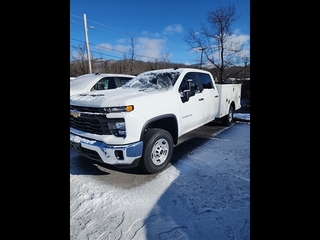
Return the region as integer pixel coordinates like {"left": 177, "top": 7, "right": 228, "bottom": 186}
{"left": 123, "top": 70, "right": 180, "bottom": 91}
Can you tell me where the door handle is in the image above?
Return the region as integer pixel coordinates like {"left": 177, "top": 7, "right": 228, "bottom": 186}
{"left": 199, "top": 98, "right": 204, "bottom": 101}
{"left": 215, "top": 95, "right": 218, "bottom": 98}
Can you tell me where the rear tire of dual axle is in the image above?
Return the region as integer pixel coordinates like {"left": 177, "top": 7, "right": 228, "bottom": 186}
{"left": 221, "top": 105, "right": 234, "bottom": 126}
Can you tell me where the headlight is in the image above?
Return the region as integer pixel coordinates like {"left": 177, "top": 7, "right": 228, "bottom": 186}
{"left": 108, "top": 121, "right": 126, "bottom": 137}
{"left": 104, "top": 105, "right": 134, "bottom": 113}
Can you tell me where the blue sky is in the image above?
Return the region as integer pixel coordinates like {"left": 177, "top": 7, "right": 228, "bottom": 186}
{"left": 70, "top": 0, "right": 250, "bottom": 66}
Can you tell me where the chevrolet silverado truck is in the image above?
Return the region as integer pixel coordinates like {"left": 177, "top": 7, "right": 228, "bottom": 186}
{"left": 70, "top": 68, "right": 242, "bottom": 173}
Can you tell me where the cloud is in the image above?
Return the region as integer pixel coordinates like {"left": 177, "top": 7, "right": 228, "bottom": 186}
{"left": 97, "top": 43, "right": 113, "bottom": 50}
{"left": 114, "top": 44, "right": 131, "bottom": 53}
{"left": 95, "top": 37, "right": 167, "bottom": 62}
{"left": 229, "top": 31, "right": 250, "bottom": 46}
{"left": 96, "top": 43, "right": 131, "bottom": 53}
{"left": 141, "top": 24, "right": 183, "bottom": 37}
{"left": 70, "top": 49, "right": 81, "bottom": 60}
{"left": 162, "top": 24, "right": 183, "bottom": 35}
{"left": 95, "top": 42, "right": 131, "bottom": 58}
{"left": 142, "top": 30, "right": 161, "bottom": 37}
{"left": 136, "top": 37, "right": 167, "bottom": 61}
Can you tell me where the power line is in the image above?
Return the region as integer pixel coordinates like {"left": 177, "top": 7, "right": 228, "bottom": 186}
{"left": 70, "top": 14, "right": 195, "bottom": 62}
{"left": 70, "top": 14, "right": 130, "bottom": 35}
{"left": 71, "top": 45, "right": 125, "bottom": 60}
{"left": 70, "top": 37, "right": 193, "bottom": 62}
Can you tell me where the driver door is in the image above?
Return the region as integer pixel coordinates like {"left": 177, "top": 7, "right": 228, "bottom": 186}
{"left": 178, "top": 72, "right": 206, "bottom": 136}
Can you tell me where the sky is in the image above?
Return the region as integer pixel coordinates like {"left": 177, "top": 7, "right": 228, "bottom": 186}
{"left": 70, "top": 0, "right": 250, "bottom": 66}
{"left": 70, "top": 114, "right": 250, "bottom": 239}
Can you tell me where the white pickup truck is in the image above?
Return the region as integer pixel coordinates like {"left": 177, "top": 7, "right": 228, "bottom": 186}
{"left": 70, "top": 68, "right": 241, "bottom": 173}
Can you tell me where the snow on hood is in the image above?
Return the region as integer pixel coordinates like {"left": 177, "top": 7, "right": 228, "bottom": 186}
{"left": 70, "top": 74, "right": 100, "bottom": 93}
{"left": 71, "top": 87, "right": 132, "bottom": 105}
{"left": 70, "top": 87, "right": 172, "bottom": 108}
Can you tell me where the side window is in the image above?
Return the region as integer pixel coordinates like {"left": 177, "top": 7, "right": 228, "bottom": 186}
{"left": 119, "top": 77, "right": 133, "bottom": 86}
{"left": 107, "top": 78, "right": 117, "bottom": 89}
{"left": 93, "top": 77, "right": 111, "bottom": 90}
{"left": 179, "top": 72, "right": 198, "bottom": 92}
{"left": 198, "top": 73, "right": 214, "bottom": 89}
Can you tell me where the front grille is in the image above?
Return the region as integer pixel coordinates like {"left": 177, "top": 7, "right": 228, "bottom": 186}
{"left": 70, "top": 105, "right": 106, "bottom": 113}
{"left": 70, "top": 105, "right": 124, "bottom": 135}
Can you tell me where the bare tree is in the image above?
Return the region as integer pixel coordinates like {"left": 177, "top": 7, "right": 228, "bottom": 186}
{"left": 70, "top": 44, "right": 90, "bottom": 76}
{"left": 159, "top": 53, "right": 171, "bottom": 68}
{"left": 184, "top": 4, "right": 247, "bottom": 83}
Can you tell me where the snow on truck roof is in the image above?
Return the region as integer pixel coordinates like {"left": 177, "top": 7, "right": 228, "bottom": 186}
{"left": 70, "top": 73, "right": 136, "bottom": 96}
{"left": 70, "top": 73, "right": 135, "bottom": 90}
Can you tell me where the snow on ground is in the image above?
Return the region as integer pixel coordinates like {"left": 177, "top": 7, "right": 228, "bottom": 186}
{"left": 70, "top": 114, "right": 250, "bottom": 240}
{"left": 234, "top": 112, "right": 250, "bottom": 121}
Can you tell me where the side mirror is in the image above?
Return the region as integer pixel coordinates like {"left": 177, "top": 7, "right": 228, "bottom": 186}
{"left": 185, "top": 89, "right": 195, "bottom": 98}
{"left": 181, "top": 79, "right": 196, "bottom": 102}
{"left": 186, "top": 79, "right": 195, "bottom": 90}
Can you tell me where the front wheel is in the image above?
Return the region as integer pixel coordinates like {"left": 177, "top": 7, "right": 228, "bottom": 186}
{"left": 221, "top": 105, "right": 234, "bottom": 126}
{"left": 139, "top": 128, "right": 173, "bottom": 174}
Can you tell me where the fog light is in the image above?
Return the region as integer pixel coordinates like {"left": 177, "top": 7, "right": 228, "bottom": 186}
{"left": 114, "top": 150, "right": 124, "bottom": 160}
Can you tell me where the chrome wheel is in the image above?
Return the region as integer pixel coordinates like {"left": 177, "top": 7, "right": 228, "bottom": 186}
{"left": 151, "top": 138, "right": 169, "bottom": 166}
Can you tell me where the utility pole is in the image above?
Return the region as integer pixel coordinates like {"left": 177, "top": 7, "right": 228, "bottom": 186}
{"left": 83, "top": 14, "right": 92, "bottom": 74}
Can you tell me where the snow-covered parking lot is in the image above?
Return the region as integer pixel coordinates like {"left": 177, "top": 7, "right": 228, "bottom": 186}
{"left": 70, "top": 114, "right": 250, "bottom": 240}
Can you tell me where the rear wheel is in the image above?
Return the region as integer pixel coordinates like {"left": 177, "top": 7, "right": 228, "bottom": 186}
{"left": 139, "top": 128, "right": 173, "bottom": 174}
{"left": 221, "top": 105, "right": 234, "bottom": 126}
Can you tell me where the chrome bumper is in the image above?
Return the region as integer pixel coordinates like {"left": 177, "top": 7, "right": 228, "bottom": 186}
{"left": 70, "top": 133, "right": 143, "bottom": 166}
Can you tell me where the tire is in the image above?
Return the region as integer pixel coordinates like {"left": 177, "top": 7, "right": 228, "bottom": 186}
{"left": 139, "top": 128, "right": 174, "bottom": 174}
{"left": 221, "top": 105, "right": 234, "bottom": 126}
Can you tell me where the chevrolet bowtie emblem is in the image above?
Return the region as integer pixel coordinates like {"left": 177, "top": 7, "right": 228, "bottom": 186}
{"left": 71, "top": 110, "right": 80, "bottom": 118}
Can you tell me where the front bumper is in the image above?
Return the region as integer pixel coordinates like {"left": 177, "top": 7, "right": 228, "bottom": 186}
{"left": 70, "top": 133, "right": 143, "bottom": 167}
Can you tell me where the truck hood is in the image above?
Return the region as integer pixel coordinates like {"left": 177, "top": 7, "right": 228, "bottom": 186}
{"left": 70, "top": 87, "right": 172, "bottom": 107}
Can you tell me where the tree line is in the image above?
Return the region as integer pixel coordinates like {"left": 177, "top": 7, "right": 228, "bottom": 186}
{"left": 70, "top": 57, "right": 250, "bottom": 81}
